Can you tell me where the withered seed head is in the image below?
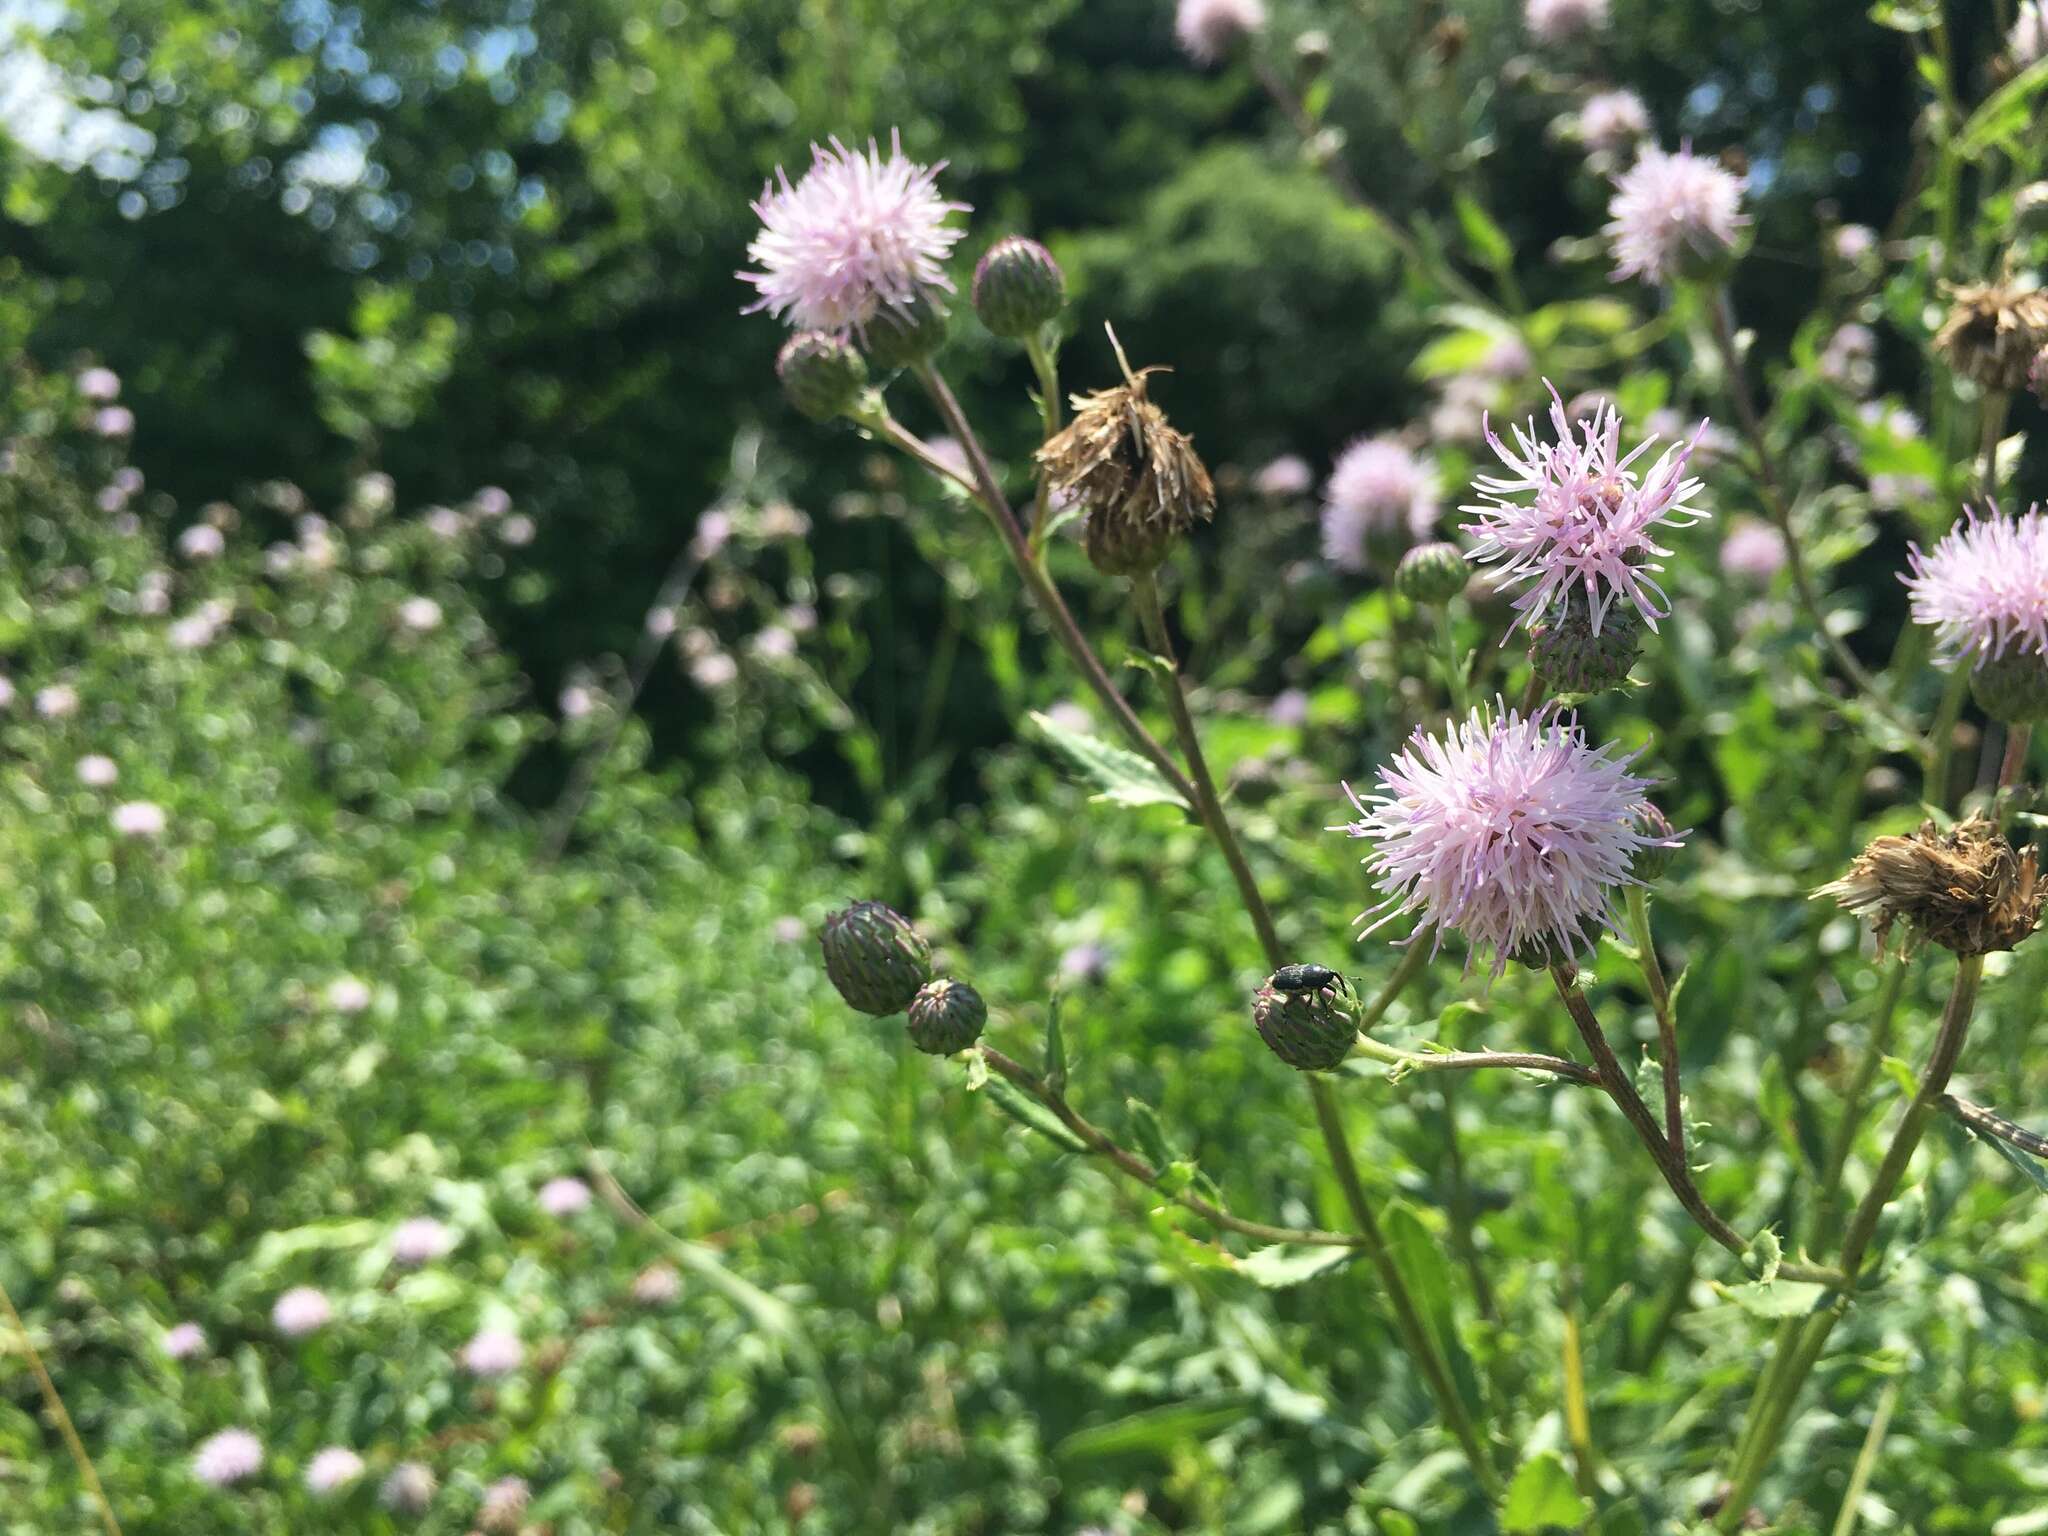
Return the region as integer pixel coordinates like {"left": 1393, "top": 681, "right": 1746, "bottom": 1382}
{"left": 1934, "top": 282, "right": 2048, "bottom": 391}
{"left": 1036, "top": 333, "right": 1215, "bottom": 577}
{"left": 1814, "top": 813, "right": 2043, "bottom": 957}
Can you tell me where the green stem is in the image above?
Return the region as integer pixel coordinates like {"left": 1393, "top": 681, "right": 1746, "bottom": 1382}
{"left": 1437, "top": 606, "right": 1470, "bottom": 715}
{"left": 1828, "top": 1380, "right": 1898, "bottom": 1536}
{"left": 1024, "top": 334, "right": 1062, "bottom": 557}
{"left": 1625, "top": 887, "right": 1683, "bottom": 1157}
{"left": 1807, "top": 956, "right": 1912, "bottom": 1249}
{"left": 0, "top": 1275, "right": 124, "bottom": 1536}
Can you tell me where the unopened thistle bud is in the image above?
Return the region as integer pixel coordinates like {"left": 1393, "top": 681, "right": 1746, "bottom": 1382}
{"left": 1395, "top": 541, "right": 1470, "bottom": 604}
{"left": 1971, "top": 650, "right": 2048, "bottom": 723}
{"left": 1251, "top": 967, "right": 1358, "bottom": 1071}
{"left": 777, "top": 332, "right": 869, "bottom": 422}
{"left": 1038, "top": 342, "right": 1216, "bottom": 577}
{"left": 1934, "top": 281, "right": 2048, "bottom": 391}
{"left": 1528, "top": 593, "right": 1643, "bottom": 695}
{"left": 820, "top": 901, "right": 933, "bottom": 1016}
{"left": 863, "top": 290, "right": 951, "bottom": 372}
{"left": 1630, "top": 804, "right": 1680, "bottom": 882}
{"left": 972, "top": 237, "right": 1066, "bottom": 339}
{"left": 1815, "top": 814, "right": 2043, "bottom": 958}
{"left": 905, "top": 977, "right": 987, "bottom": 1055}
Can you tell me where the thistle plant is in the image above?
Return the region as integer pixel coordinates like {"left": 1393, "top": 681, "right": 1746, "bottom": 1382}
{"left": 754, "top": 9, "right": 2048, "bottom": 1517}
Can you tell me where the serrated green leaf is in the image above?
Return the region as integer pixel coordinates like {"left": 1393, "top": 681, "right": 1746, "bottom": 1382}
{"left": 1235, "top": 1243, "right": 1354, "bottom": 1288}
{"left": 1027, "top": 710, "right": 1189, "bottom": 810}
{"left": 1958, "top": 57, "right": 2048, "bottom": 156}
{"left": 1453, "top": 193, "right": 1513, "bottom": 273}
{"left": 1501, "top": 1451, "right": 1591, "bottom": 1533}
{"left": 1043, "top": 990, "right": 1068, "bottom": 1097}
{"left": 1743, "top": 1228, "right": 1782, "bottom": 1283}
{"left": 1125, "top": 1097, "right": 1177, "bottom": 1169}
{"left": 1717, "top": 1277, "right": 1828, "bottom": 1319}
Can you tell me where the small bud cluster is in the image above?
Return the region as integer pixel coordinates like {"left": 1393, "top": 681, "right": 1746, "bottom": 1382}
{"left": 820, "top": 901, "right": 986, "bottom": 1055}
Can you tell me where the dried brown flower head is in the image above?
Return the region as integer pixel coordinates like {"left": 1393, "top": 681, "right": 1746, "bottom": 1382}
{"left": 1036, "top": 330, "right": 1215, "bottom": 576}
{"left": 1934, "top": 282, "right": 2048, "bottom": 391}
{"left": 1814, "top": 813, "right": 2042, "bottom": 957}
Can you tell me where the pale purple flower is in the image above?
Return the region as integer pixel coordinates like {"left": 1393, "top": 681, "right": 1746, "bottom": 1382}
{"left": 75, "top": 754, "right": 118, "bottom": 787}
{"left": 560, "top": 683, "right": 597, "bottom": 720}
{"left": 424, "top": 506, "right": 466, "bottom": 539}
{"left": 1819, "top": 322, "right": 1877, "bottom": 393}
{"left": 1479, "top": 335, "right": 1533, "bottom": 379}
{"left": 272, "top": 1285, "right": 333, "bottom": 1337}
{"left": 461, "top": 1327, "right": 524, "bottom": 1377}
{"left": 381, "top": 1461, "right": 437, "bottom": 1514}
{"left": 194, "top": 1428, "right": 263, "bottom": 1486}
{"left": 631, "top": 1263, "right": 683, "bottom": 1305}
{"left": 178, "top": 523, "right": 225, "bottom": 561}
{"left": 1043, "top": 700, "right": 1092, "bottom": 735}
{"left": 691, "top": 509, "right": 733, "bottom": 561}
{"left": 646, "top": 606, "right": 679, "bottom": 640}
{"left": 1175, "top": 0, "right": 1267, "bottom": 63}
{"left": 93, "top": 405, "right": 135, "bottom": 438}
{"left": 1254, "top": 454, "right": 1313, "bottom": 498}
{"left": 774, "top": 915, "right": 807, "bottom": 944}
{"left": 1461, "top": 384, "right": 1708, "bottom": 633}
{"left": 163, "top": 1321, "right": 207, "bottom": 1359}
{"left": 472, "top": 485, "right": 511, "bottom": 519}
{"left": 690, "top": 651, "right": 739, "bottom": 690}
{"left": 1905, "top": 506, "right": 2048, "bottom": 667}
{"left": 396, "top": 596, "right": 443, "bottom": 633}
{"left": 1321, "top": 436, "right": 1438, "bottom": 571}
{"left": 96, "top": 485, "right": 128, "bottom": 514}
{"left": 1429, "top": 374, "right": 1497, "bottom": 444}
{"left": 498, "top": 513, "right": 536, "bottom": 547}
{"left": 168, "top": 609, "right": 222, "bottom": 650}
{"left": 1267, "top": 688, "right": 1311, "bottom": 726}
{"left": 740, "top": 132, "right": 968, "bottom": 334}
{"left": 478, "top": 1475, "right": 531, "bottom": 1533}
{"left": 77, "top": 366, "right": 120, "bottom": 401}
{"left": 1525, "top": 0, "right": 1608, "bottom": 44}
{"left": 1058, "top": 941, "right": 1110, "bottom": 984}
{"left": 110, "top": 800, "right": 166, "bottom": 838}
{"left": 1336, "top": 703, "right": 1670, "bottom": 974}
{"left": 538, "top": 1176, "right": 592, "bottom": 1216}
{"left": 2014, "top": 1, "right": 2047, "bottom": 65}
{"left": 391, "top": 1217, "right": 456, "bottom": 1265}
{"left": 352, "top": 472, "right": 396, "bottom": 515}
{"left": 1833, "top": 224, "right": 1878, "bottom": 264}
{"left": 1719, "top": 518, "right": 1788, "bottom": 580}
{"left": 1605, "top": 144, "right": 1748, "bottom": 285}
{"left": 324, "top": 976, "right": 372, "bottom": 1014}
{"left": 1577, "top": 90, "right": 1649, "bottom": 157}
{"left": 783, "top": 601, "right": 818, "bottom": 633}
{"left": 35, "top": 684, "right": 78, "bottom": 719}
{"left": 306, "top": 1447, "right": 365, "bottom": 1495}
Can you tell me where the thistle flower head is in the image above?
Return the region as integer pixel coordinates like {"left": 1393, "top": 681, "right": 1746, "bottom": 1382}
{"left": 1605, "top": 144, "right": 1747, "bottom": 284}
{"left": 307, "top": 1447, "right": 366, "bottom": 1495}
{"left": 537, "top": 1175, "right": 593, "bottom": 1216}
{"left": 272, "top": 1285, "right": 333, "bottom": 1336}
{"left": 1525, "top": 0, "right": 1608, "bottom": 43}
{"left": 77, "top": 366, "right": 120, "bottom": 401}
{"left": 1904, "top": 506, "right": 2048, "bottom": 667}
{"left": 461, "top": 1327, "right": 524, "bottom": 1378}
{"left": 478, "top": 1476, "right": 532, "bottom": 1534}
{"left": 1577, "top": 89, "right": 1649, "bottom": 156}
{"left": 1321, "top": 437, "right": 1437, "bottom": 571}
{"left": 1934, "top": 282, "right": 2048, "bottom": 390}
{"left": 193, "top": 1428, "right": 263, "bottom": 1486}
{"left": 1720, "top": 518, "right": 1788, "bottom": 580}
{"left": 163, "top": 1321, "right": 207, "bottom": 1360}
{"left": 1175, "top": 0, "right": 1267, "bottom": 63}
{"left": 1253, "top": 453, "right": 1313, "bottom": 498}
{"left": 1461, "top": 383, "right": 1708, "bottom": 633}
{"left": 739, "top": 132, "right": 967, "bottom": 334}
{"left": 391, "top": 1216, "right": 457, "bottom": 1265}
{"left": 2014, "top": 0, "right": 2047, "bottom": 64}
{"left": 631, "top": 1262, "right": 683, "bottom": 1306}
{"left": 380, "top": 1461, "right": 438, "bottom": 1515}
{"left": 1336, "top": 703, "right": 1672, "bottom": 975}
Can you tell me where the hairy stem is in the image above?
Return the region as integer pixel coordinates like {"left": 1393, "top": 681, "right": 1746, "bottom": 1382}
{"left": 0, "top": 1275, "right": 122, "bottom": 1536}
{"left": 1625, "top": 887, "right": 1684, "bottom": 1157}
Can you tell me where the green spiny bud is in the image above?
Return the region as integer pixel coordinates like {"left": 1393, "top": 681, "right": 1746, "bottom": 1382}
{"left": 905, "top": 977, "right": 987, "bottom": 1055}
{"left": 1251, "top": 972, "right": 1358, "bottom": 1071}
{"left": 972, "top": 236, "right": 1067, "bottom": 340}
{"left": 1529, "top": 594, "right": 1642, "bottom": 695}
{"left": 1970, "top": 651, "right": 2048, "bottom": 724}
{"left": 863, "top": 291, "right": 950, "bottom": 372}
{"left": 776, "top": 332, "right": 868, "bottom": 423}
{"left": 1395, "top": 541, "right": 1470, "bottom": 605}
{"left": 820, "top": 901, "right": 932, "bottom": 1016}
{"left": 1630, "top": 804, "right": 1680, "bottom": 882}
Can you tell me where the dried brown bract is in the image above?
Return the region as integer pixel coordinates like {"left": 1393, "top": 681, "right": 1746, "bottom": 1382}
{"left": 1934, "top": 282, "right": 2048, "bottom": 391}
{"left": 1036, "top": 333, "right": 1215, "bottom": 576}
{"left": 1814, "top": 813, "right": 2042, "bottom": 957}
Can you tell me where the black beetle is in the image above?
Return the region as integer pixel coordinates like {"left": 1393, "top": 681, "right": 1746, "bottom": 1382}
{"left": 1268, "top": 963, "right": 1348, "bottom": 995}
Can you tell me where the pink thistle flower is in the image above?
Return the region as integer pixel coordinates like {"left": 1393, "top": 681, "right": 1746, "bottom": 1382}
{"left": 478, "top": 1475, "right": 531, "bottom": 1533}
{"left": 2014, "top": 1, "right": 2047, "bottom": 65}
{"left": 1833, "top": 224, "right": 1877, "bottom": 264}
{"left": 272, "top": 1285, "right": 333, "bottom": 1337}
{"left": 1175, "top": 0, "right": 1267, "bottom": 63}
{"left": 461, "top": 1327, "right": 523, "bottom": 1378}
{"left": 380, "top": 1461, "right": 437, "bottom": 1514}
{"left": 472, "top": 485, "right": 511, "bottom": 519}
{"left": 1321, "top": 436, "right": 1438, "bottom": 571}
{"left": 75, "top": 754, "right": 118, "bottom": 787}
{"left": 739, "top": 132, "right": 968, "bottom": 334}
{"left": 1577, "top": 90, "right": 1649, "bottom": 157}
{"left": 163, "top": 1321, "right": 207, "bottom": 1359}
{"left": 1335, "top": 703, "right": 1672, "bottom": 974}
{"left": 324, "top": 975, "right": 372, "bottom": 1013}
{"left": 391, "top": 1216, "right": 456, "bottom": 1265}
{"left": 1604, "top": 144, "right": 1747, "bottom": 285}
{"left": 1719, "top": 518, "right": 1788, "bottom": 580}
{"left": 1904, "top": 506, "right": 2048, "bottom": 667}
{"left": 1525, "top": 0, "right": 1608, "bottom": 44}
{"left": 77, "top": 366, "right": 120, "bottom": 401}
{"left": 537, "top": 1175, "right": 592, "bottom": 1216}
{"left": 35, "top": 684, "right": 78, "bottom": 719}
{"left": 178, "top": 523, "right": 225, "bottom": 561}
{"left": 110, "top": 801, "right": 166, "bottom": 838}
{"left": 630, "top": 1263, "right": 683, "bottom": 1306}
{"left": 1461, "top": 383, "right": 1708, "bottom": 634}
{"left": 1254, "top": 453, "right": 1313, "bottom": 498}
{"left": 306, "top": 1446, "right": 365, "bottom": 1495}
{"left": 93, "top": 405, "right": 135, "bottom": 438}
{"left": 193, "top": 1428, "right": 263, "bottom": 1486}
